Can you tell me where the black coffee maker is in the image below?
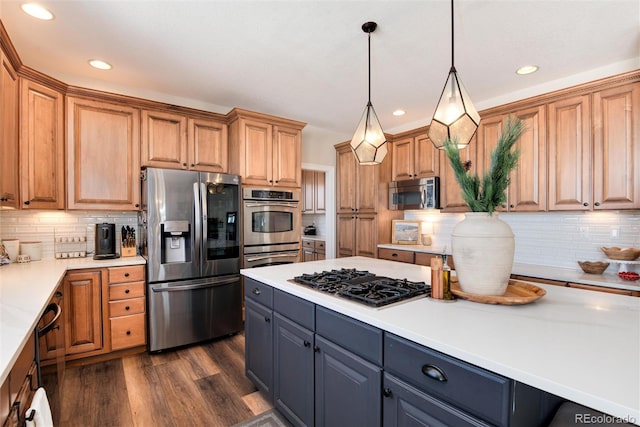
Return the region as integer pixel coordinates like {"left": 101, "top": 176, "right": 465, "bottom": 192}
{"left": 94, "top": 223, "right": 119, "bottom": 260}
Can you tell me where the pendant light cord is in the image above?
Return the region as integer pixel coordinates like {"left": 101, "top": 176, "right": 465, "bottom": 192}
{"left": 450, "top": 0, "right": 455, "bottom": 70}
{"left": 368, "top": 30, "right": 372, "bottom": 105}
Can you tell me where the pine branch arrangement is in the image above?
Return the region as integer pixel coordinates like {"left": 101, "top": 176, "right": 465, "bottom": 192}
{"left": 443, "top": 116, "right": 525, "bottom": 214}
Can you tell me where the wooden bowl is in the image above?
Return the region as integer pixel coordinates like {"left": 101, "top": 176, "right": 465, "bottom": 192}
{"left": 578, "top": 261, "right": 609, "bottom": 275}
{"left": 601, "top": 247, "right": 640, "bottom": 261}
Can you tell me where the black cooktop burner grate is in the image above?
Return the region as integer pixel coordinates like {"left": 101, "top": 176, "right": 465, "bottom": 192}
{"left": 292, "top": 268, "right": 430, "bottom": 307}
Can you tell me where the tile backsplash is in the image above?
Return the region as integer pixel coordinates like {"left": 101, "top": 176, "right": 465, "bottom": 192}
{"left": 0, "top": 211, "right": 138, "bottom": 259}
{"left": 2, "top": 210, "right": 638, "bottom": 270}
{"left": 404, "top": 210, "right": 640, "bottom": 270}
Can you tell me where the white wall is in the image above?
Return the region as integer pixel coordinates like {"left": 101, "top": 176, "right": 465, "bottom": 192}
{"left": 404, "top": 210, "right": 640, "bottom": 270}
{"left": 301, "top": 125, "right": 348, "bottom": 167}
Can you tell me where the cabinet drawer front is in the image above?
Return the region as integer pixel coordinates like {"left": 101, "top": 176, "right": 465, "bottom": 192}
{"left": 384, "top": 333, "right": 511, "bottom": 426}
{"left": 110, "top": 314, "right": 146, "bottom": 350}
{"left": 378, "top": 248, "right": 415, "bottom": 264}
{"left": 302, "top": 239, "right": 315, "bottom": 249}
{"left": 109, "top": 297, "right": 145, "bottom": 317}
{"left": 109, "top": 265, "right": 145, "bottom": 283}
{"left": 383, "top": 373, "right": 490, "bottom": 427}
{"left": 245, "top": 278, "right": 274, "bottom": 309}
{"left": 316, "top": 306, "right": 382, "bottom": 365}
{"left": 274, "top": 289, "right": 315, "bottom": 330}
{"left": 315, "top": 241, "right": 325, "bottom": 252}
{"left": 109, "top": 281, "right": 145, "bottom": 301}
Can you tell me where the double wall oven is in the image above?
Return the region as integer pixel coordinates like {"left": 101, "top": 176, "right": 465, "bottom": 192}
{"left": 243, "top": 188, "right": 301, "bottom": 268}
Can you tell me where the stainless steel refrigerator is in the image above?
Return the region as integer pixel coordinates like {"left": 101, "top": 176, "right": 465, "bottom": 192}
{"left": 140, "top": 168, "right": 242, "bottom": 352}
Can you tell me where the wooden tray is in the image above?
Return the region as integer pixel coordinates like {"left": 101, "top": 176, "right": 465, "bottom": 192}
{"left": 450, "top": 279, "right": 546, "bottom": 305}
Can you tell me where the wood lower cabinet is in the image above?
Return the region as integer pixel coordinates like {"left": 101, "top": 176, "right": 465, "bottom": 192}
{"left": 64, "top": 269, "right": 104, "bottom": 355}
{"left": 66, "top": 97, "right": 140, "bottom": 210}
{"left": 108, "top": 265, "right": 146, "bottom": 350}
{"left": 378, "top": 248, "right": 455, "bottom": 270}
{"left": 228, "top": 109, "right": 305, "bottom": 187}
{"left": 20, "top": 79, "right": 65, "bottom": 210}
{"left": 0, "top": 48, "right": 19, "bottom": 209}
{"left": 302, "top": 239, "right": 325, "bottom": 262}
{"left": 337, "top": 214, "right": 379, "bottom": 258}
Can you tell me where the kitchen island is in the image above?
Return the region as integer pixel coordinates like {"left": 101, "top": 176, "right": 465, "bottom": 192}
{"left": 241, "top": 256, "right": 640, "bottom": 424}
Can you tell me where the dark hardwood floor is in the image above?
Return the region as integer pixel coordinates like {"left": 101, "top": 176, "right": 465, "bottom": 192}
{"left": 54, "top": 333, "right": 272, "bottom": 427}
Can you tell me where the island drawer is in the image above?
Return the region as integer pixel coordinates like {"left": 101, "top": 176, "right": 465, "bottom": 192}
{"left": 316, "top": 306, "right": 383, "bottom": 365}
{"left": 274, "top": 289, "right": 314, "bottom": 330}
{"left": 108, "top": 265, "right": 145, "bottom": 284}
{"left": 245, "top": 278, "right": 274, "bottom": 308}
{"left": 384, "top": 333, "right": 511, "bottom": 426}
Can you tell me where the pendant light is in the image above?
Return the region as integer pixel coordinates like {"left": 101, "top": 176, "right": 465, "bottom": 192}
{"left": 350, "top": 21, "right": 388, "bottom": 165}
{"left": 429, "top": 0, "right": 480, "bottom": 150}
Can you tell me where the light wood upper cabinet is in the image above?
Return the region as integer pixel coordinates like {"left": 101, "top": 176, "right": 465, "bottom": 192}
{"left": 336, "top": 143, "right": 378, "bottom": 214}
{"left": 548, "top": 95, "right": 592, "bottom": 210}
{"left": 20, "top": 79, "right": 65, "bottom": 210}
{"left": 439, "top": 135, "right": 477, "bottom": 212}
{"left": 391, "top": 131, "right": 439, "bottom": 181}
{"left": 228, "top": 109, "right": 305, "bottom": 188}
{"left": 140, "top": 109, "right": 187, "bottom": 169}
{"left": 510, "top": 106, "right": 547, "bottom": 211}
{"left": 302, "top": 170, "right": 325, "bottom": 214}
{"left": 0, "top": 49, "right": 19, "bottom": 209}
{"left": 592, "top": 82, "right": 640, "bottom": 210}
{"left": 189, "top": 117, "right": 228, "bottom": 173}
{"left": 67, "top": 97, "right": 140, "bottom": 210}
{"left": 140, "top": 111, "right": 228, "bottom": 173}
{"left": 476, "top": 107, "right": 547, "bottom": 212}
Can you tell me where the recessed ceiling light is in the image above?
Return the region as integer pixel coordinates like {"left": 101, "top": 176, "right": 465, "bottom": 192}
{"left": 89, "top": 59, "right": 112, "bottom": 70}
{"left": 21, "top": 3, "right": 54, "bottom": 20}
{"left": 516, "top": 65, "right": 539, "bottom": 75}
{"left": 393, "top": 110, "right": 406, "bottom": 116}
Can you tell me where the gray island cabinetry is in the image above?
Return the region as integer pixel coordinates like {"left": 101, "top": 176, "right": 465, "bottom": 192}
{"left": 244, "top": 276, "right": 557, "bottom": 427}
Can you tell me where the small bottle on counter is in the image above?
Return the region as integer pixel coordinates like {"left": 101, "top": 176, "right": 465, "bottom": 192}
{"left": 441, "top": 254, "right": 454, "bottom": 301}
{"left": 430, "top": 257, "right": 443, "bottom": 299}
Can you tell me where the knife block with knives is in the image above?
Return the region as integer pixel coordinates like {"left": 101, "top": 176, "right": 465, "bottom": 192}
{"left": 121, "top": 225, "right": 137, "bottom": 257}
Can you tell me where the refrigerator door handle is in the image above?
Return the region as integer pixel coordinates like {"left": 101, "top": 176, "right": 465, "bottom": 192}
{"left": 151, "top": 276, "right": 239, "bottom": 292}
{"left": 193, "top": 182, "right": 202, "bottom": 268}
{"left": 200, "top": 182, "right": 207, "bottom": 253}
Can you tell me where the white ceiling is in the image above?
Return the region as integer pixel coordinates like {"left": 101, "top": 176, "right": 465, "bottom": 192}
{"left": 1, "top": 0, "right": 639, "bottom": 137}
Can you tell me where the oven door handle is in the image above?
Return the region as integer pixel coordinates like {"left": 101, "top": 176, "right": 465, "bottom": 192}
{"left": 38, "top": 303, "right": 62, "bottom": 337}
{"left": 244, "top": 202, "right": 298, "bottom": 208}
{"left": 246, "top": 253, "right": 298, "bottom": 262}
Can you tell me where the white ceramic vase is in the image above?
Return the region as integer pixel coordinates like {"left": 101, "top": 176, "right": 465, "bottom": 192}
{"left": 451, "top": 212, "right": 515, "bottom": 296}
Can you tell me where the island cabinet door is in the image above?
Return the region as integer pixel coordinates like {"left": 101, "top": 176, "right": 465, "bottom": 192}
{"left": 274, "top": 314, "right": 314, "bottom": 427}
{"left": 314, "top": 335, "right": 381, "bottom": 427}
{"left": 244, "top": 298, "right": 274, "bottom": 401}
{"left": 382, "top": 373, "right": 490, "bottom": 427}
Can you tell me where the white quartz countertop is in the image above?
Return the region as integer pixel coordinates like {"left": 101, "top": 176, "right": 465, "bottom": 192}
{"left": 377, "top": 243, "right": 640, "bottom": 292}
{"left": 0, "top": 256, "right": 146, "bottom": 384}
{"left": 241, "top": 257, "right": 640, "bottom": 422}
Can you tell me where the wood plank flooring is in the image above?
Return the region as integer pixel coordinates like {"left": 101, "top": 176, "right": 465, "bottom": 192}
{"left": 55, "top": 333, "right": 272, "bottom": 427}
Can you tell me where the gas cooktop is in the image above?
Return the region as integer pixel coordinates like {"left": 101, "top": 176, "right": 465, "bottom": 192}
{"left": 292, "top": 268, "right": 430, "bottom": 307}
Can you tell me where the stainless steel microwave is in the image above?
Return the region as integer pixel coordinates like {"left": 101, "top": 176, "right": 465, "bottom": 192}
{"left": 389, "top": 177, "right": 440, "bottom": 210}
